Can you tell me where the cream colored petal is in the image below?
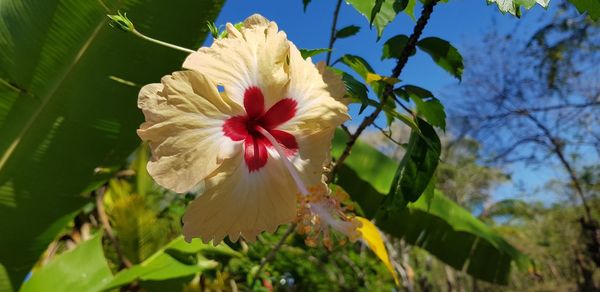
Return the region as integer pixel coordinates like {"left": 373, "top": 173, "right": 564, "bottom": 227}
{"left": 279, "top": 43, "right": 350, "bottom": 136}
{"left": 182, "top": 151, "right": 297, "bottom": 243}
{"left": 137, "top": 70, "right": 243, "bottom": 193}
{"left": 316, "top": 61, "right": 350, "bottom": 105}
{"left": 183, "top": 14, "right": 290, "bottom": 109}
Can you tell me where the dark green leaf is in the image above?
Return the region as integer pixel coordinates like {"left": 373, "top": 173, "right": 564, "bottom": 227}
{"left": 417, "top": 37, "right": 464, "bottom": 80}
{"left": 0, "top": 0, "right": 224, "bottom": 289}
{"left": 299, "top": 48, "right": 330, "bottom": 59}
{"left": 568, "top": 0, "right": 600, "bottom": 20}
{"left": 376, "top": 191, "right": 532, "bottom": 284}
{"left": 387, "top": 118, "right": 441, "bottom": 208}
{"left": 328, "top": 67, "right": 371, "bottom": 114}
{"left": 345, "top": 0, "right": 407, "bottom": 38}
{"left": 332, "top": 132, "right": 531, "bottom": 284}
{"left": 401, "top": 85, "right": 446, "bottom": 130}
{"left": 21, "top": 234, "right": 113, "bottom": 292}
{"left": 382, "top": 34, "right": 410, "bottom": 60}
{"left": 335, "top": 25, "right": 361, "bottom": 39}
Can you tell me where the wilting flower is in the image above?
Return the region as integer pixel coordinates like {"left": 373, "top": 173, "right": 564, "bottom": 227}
{"left": 137, "top": 14, "right": 349, "bottom": 243}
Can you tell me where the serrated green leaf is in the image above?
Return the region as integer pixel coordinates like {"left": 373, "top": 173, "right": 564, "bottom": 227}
{"left": 417, "top": 37, "right": 464, "bottom": 80}
{"left": 346, "top": 0, "right": 407, "bottom": 38}
{"left": 335, "top": 25, "right": 361, "bottom": 39}
{"left": 568, "top": 0, "right": 600, "bottom": 20}
{"left": 487, "top": 0, "right": 550, "bottom": 16}
{"left": 299, "top": 48, "right": 330, "bottom": 59}
{"left": 0, "top": 0, "right": 224, "bottom": 289}
{"left": 21, "top": 234, "right": 113, "bottom": 292}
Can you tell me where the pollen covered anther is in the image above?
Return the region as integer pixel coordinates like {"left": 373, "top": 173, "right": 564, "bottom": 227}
{"left": 296, "top": 185, "right": 362, "bottom": 250}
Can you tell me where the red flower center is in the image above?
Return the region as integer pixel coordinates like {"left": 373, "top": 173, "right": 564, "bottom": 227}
{"left": 223, "top": 86, "right": 299, "bottom": 172}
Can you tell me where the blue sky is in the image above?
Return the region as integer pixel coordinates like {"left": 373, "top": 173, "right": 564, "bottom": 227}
{"left": 210, "top": 0, "right": 560, "bottom": 204}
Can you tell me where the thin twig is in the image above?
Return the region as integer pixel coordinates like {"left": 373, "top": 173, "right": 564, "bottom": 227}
{"left": 326, "top": 0, "right": 344, "bottom": 66}
{"left": 95, "top": 186, "right": 133, "bottom": 268}
{"left": 328, "top": 0, "right": 439, "bottom": 181}
{"left": 251, "top": 223, "right": 296, "bottom": 286}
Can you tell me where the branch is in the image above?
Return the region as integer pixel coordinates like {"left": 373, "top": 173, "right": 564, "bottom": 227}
{"left": 524, "top": 113, "right": 592, "bottom": 221}
{"left": 326, "top": 0, "right": 343, "bottom": 66}
{"left": 251, "top": 223, "right": 296, "bottom": 286}
{"left": 95, "top": 186, "right": 132, "bottom": 269}
{"left": 328, "top": 0, "right": 439, "bottom": 181}
{"left": 481, "top": 101, "right": 600, "bottom": 120}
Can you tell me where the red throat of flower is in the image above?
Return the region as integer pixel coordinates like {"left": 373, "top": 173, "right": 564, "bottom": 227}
{"left": 223, "top": 86, "right": 299, "bottom": 172}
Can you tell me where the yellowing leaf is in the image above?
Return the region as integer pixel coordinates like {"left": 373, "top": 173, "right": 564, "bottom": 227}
{"left": 365, "top": 73, "right": 400, "bottom": 85}
{"left": 356, "top": 217, "right": 399, "bottom": 285}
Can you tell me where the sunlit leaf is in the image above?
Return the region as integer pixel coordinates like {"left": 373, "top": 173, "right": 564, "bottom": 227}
{"left": 417, "top": 37, "right": 464, "bottom": 80}
{"left": 0, "top": 0, "right": 224, "bottom": 289}
{"left": 101, "top": 236, "right": 235, "bottom": 290}
{"left": 487, "top": 0, "right": 550, "bottom": 16}
{"left": 345, "top": 0, "right": 408, "bottom": 38}
{"left": 21, "top": 234, "right": 113, "bottom": 292}
{"left": 356, "top": 217, "right": 400, "bottom": 285}
{"left": 336, "top": 54, "right": 375, "bottom": 79}
{"left": 365, "top": 73, "right": 400, "bottom": 85}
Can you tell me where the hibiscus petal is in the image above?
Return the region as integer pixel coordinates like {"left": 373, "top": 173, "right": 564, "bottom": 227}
{"left": 316, "top": 61, "right": 349, "bottom": 105}
{"left": 279, "top": 43, "right": 349, "bottom": 135}
{"left": 182, "top": 152, "right": 297, "bottom": 243}
{"left": 137, "top": 71, "right": 243, "bottom": 193}
{"left": 183, "top": 14, "right": 290, "bottom": 109}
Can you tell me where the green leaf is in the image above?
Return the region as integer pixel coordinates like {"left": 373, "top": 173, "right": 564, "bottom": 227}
{"left": 21, "top": 234, "right": 113, "bottom": 292}
{"left": 382, "top": 34, "right": 411, "bottom": 60}
{"left": 487, "top": 0, "right": 550, "bottom": 16}
{"left": 417, "top": 37, "right": 464, "bottom": 80}
{"left": 376, "top": 191, "right": 532, "bottom": 284}
{"left": 405, "top": 0, "right": 417, "bottom": 20}
{"left": 332, "top": 131, "right": 531, "bottom": 284}
{"left": 398, "top": 85, "right": 446, "bottom": 130}
{"left": 568, "top": 0, "right": 600, "bottom": 20}
{"left": 332, "top": 130, "right": 397, "bottom": 218}
{"left": 335, "top": 25, "right": 361, "bottom": 39}
{"left": 387, "top": 118, "right": 441, "bottom": 207}
{"left": 336, "top": 54, "right": 375, "bottom": 79}
{"left": 102, "top": 236, "right": 239, "bottom": 290}
{"left": 0, "top": 0, "right": 224, "bottom": 289}
{"left": 299, "top": 48, "right": 330, "bottom": 59}
{"left": 345, "top": 0, "right": 407, "bottom": 38}
{"left": 329, "top": 67, "right": 371, "bottom": 114}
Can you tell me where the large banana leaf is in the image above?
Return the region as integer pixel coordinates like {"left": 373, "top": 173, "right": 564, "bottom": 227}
{"left": 332, "top": 130, "right": 531, "bottom": 284}
{"left": 0, "top": 0, "right": 224, "bottom": 290}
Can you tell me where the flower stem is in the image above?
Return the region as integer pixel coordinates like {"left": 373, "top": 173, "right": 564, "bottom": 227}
{"left": 131, "top": 29, "right": 196, "bottom": 54}
{"left": 256, "top": 127, "right": 309, "bottom": 196}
